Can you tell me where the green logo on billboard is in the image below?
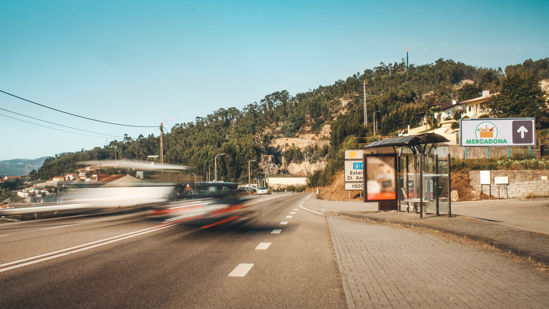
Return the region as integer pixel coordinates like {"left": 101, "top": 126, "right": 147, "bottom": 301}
{"left": 465, "top": 120, "right": 508, "bottom": 145}
{"left": 475, "top": 121, "right": 498, "bottom": 139}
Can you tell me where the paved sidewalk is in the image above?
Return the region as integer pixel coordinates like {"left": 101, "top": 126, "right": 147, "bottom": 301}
{"left": 328, "top": 216, "right": 549, "bottom": 309}
{"left": 452, "top": 199, "right": 549, "bottom": 235}
{"left": 304, "top": 196, "right": 549, "bottom": 265}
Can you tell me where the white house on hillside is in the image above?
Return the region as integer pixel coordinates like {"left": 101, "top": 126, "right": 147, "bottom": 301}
{"left": 437, "top": 90, "right": 497, "bottom": 120}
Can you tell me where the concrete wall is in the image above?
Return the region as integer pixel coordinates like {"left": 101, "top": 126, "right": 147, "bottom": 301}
{"left": 469, "top": 170, "right": 549, "bottom": 198}
{"left": 267, "top": 177, "right": 308, "bottom": 189}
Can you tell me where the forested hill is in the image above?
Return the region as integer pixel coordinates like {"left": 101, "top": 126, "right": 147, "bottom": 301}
{"left": 37, "top": 57, "right": 549, "bottom": 182}
{"left": 0, "top": 157, "right": 47, "bottom": 177}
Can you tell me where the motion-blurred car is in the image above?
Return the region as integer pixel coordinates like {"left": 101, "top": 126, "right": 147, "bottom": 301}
{"left": 150, "top": 181, "right": 259, "bottom": 228}
{"left": 256, "top": 187, "right": 269, "bottom": 195}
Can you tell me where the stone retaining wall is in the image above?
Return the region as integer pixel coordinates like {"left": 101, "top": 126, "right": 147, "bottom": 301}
{"left": 469, "top": 170, "right": 549, "bottom": 198}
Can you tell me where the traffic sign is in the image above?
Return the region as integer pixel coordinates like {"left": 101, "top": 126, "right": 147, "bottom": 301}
{"left": 345, "top": 149, "right": 364, "bottom": 160}
{"left": 345, "top": 149, "right": 365, "bottom": 191}
{"left": 460, "top": 118, "right": 535, "bottom": 147}
{"left": 344, "top": 160, "right": 363, "bottom": 182}
{"left": 345, "top": 182, "right": 363, "bottom": 190}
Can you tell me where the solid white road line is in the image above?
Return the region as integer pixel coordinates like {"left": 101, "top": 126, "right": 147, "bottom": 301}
{"left": 280, "top": 221, "right": 288, "bottom": 225}
{"left": 0, "top": 224, "right": 174, "bottom": 273}
{"left": 298, "top": 205, "right": 324, "bottom": 216}
{"left": 228, "top": 263, "right": 254, "bottom": 277}
{"left": 44, "top": 224, "right": 76, "bottom": 231}
{"left": 255, "top": 242, "right": 271, "bottom": 250}
{"left": 271, "top": 229, "right": 282, "bottom": 234}
{"left": 296, "top": 193, "right": 324, "bottom": 216}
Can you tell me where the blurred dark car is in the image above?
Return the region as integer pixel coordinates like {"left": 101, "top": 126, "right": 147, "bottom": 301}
{"left": 150, "top": 182, "right": 259, "bottom": 228}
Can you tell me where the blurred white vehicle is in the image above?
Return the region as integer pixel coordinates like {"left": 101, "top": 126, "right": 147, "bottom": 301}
{"left": 256, "top": 187, "right": 269, "bottom": 195}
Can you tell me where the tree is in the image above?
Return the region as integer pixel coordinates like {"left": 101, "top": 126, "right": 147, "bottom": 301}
{"left": 458, "top": 84, "right": 482, "bottom": 101}
{"left": 490, "top": 74, "right": 546, "bottom": 122}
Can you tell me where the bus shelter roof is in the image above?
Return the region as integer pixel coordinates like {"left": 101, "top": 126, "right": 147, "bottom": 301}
{"left": 365, "top": 133, "right": 448, "bottom": 153}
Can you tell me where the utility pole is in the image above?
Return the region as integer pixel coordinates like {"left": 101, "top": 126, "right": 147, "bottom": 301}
{"left": 363, "top": 81, "right": 368, "bottom": 127}
{"left": 159, "top": 122, "right": 164, "bottom": 164}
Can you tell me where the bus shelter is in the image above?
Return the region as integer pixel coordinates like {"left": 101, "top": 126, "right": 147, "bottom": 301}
{"left": 364, "top": 133, "right": 452, "bottom": 218}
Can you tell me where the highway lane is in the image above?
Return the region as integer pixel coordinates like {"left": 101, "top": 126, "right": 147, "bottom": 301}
{"left": 0, "top": 193, "right": 346, "bottom": 308}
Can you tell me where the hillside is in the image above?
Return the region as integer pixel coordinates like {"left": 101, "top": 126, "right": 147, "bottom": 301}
{"left": 0, "top": 157, "right": 47, "bottom": 177}
{"left": 37, "top": 57, "right": 549, "bottom": 183}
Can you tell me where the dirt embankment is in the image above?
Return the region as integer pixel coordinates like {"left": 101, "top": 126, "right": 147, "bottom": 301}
{"left": 316, "top": 170, "right": 362, "bottom": 201}
{"left": 451, "top": 171, "right": 475, "bottom": 201}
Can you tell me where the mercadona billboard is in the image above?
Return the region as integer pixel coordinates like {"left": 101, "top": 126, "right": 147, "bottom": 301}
{"left": 460, "top": 118, "right": 535, "bottom": 147}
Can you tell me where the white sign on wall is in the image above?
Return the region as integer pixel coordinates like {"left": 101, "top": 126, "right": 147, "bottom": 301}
{"left": 480, "top": 170, "right": 491, "bottom": 185}
{"left": 460, "top": 118, "right": 535, "bottom": 147}
{"left": 494, "top": 176, "right": 509, "bottom": 185}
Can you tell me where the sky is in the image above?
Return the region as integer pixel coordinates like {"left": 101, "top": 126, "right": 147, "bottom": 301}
{"left": 1, "top": 0, "right": 548, "bottom": 160}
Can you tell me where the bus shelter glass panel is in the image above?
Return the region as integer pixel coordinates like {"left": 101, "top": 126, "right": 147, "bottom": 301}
{"left": 437, "top": 156, "right": 450, "bottom": 215}
{"left": 423, "top": 155, "right": 437, "bottom": 214}
{"left": 423, "top": 146, "right": 450, "bottom": 215}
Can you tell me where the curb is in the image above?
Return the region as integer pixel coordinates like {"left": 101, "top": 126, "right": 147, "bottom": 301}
{"left": 338, "top": 212, "right": 549, "bottom": 267}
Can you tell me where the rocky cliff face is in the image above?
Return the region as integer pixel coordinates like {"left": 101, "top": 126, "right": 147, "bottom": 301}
{"left": 261, "top": 124, "right": 332, "bottom": 176}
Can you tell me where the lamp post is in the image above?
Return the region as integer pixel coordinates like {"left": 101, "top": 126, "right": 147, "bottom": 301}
{"left": 248, "top": 159, "right": 256, "bottom": 194}
{"left": 363, "top": 80, "right": 368, "bottom": 127}
{"left": 214, "top": 153, "right": 225, "bottom": 182}
{"left": 373, "top": 111, "right": 380, "bottom": 136}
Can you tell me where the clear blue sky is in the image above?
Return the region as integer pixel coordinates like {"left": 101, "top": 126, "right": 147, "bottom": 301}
{"left": 1, "top": 0, "right": 548, "bottom": 160}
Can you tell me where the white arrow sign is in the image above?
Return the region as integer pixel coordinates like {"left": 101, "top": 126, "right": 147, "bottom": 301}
{"left": 517, "top": 126, "right": 528, "bottom": 138}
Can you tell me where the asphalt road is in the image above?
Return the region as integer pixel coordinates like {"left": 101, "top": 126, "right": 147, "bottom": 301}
{"left": 0, "top": 193, "right": 346, "bottom": 308}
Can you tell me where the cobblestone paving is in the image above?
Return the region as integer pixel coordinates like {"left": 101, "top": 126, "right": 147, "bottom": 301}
{"left": 328, "top": 216, "right": 549, "bottom": 309}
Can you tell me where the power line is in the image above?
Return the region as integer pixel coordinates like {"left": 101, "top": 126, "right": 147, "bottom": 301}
{"left": 0, "top": 107, "right": 121, "bottom": 138}
{"left": 0, "top": 112, "right": 112, "bottom": 139}
{"left": 0, "top": 89, "right": 158, "bottom": 128}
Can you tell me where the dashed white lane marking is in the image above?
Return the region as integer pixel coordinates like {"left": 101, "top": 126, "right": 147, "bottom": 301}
{"left": 285, "top": 215, "right": 293, "bottom": 219}
{"left": 228, "top": 263, "right": 254, "bottom": 277}
{"left": 290, "top": 211, "right": 296, "bottom": 215}
{"left": 255, "top": 242, "right": 271, "bottom": 250}
{"left": 271, "top": 229, "right": 282, "bottom": 234}
{"left": 280, "top": 221, "right": 288, "bottom": 225}
{"left": 293, "top": 208, "right": 299, "bottom": 211}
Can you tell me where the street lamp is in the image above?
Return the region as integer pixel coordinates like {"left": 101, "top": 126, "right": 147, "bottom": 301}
{"left": 214, "top": 153, "right": 225, "bottom": 182}
{"left": 373, "top": 111, "right": 380, "bottom": 136}
{"left": 248, "top": 159, "right": 256, "bottom": 194}
{"left": 159, "top": 117, "right": 177, "bottom": 165}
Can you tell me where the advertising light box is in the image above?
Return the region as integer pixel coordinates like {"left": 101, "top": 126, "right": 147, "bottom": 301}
{"left": 364, "top": 154, "right": 397, "bottom": 201}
